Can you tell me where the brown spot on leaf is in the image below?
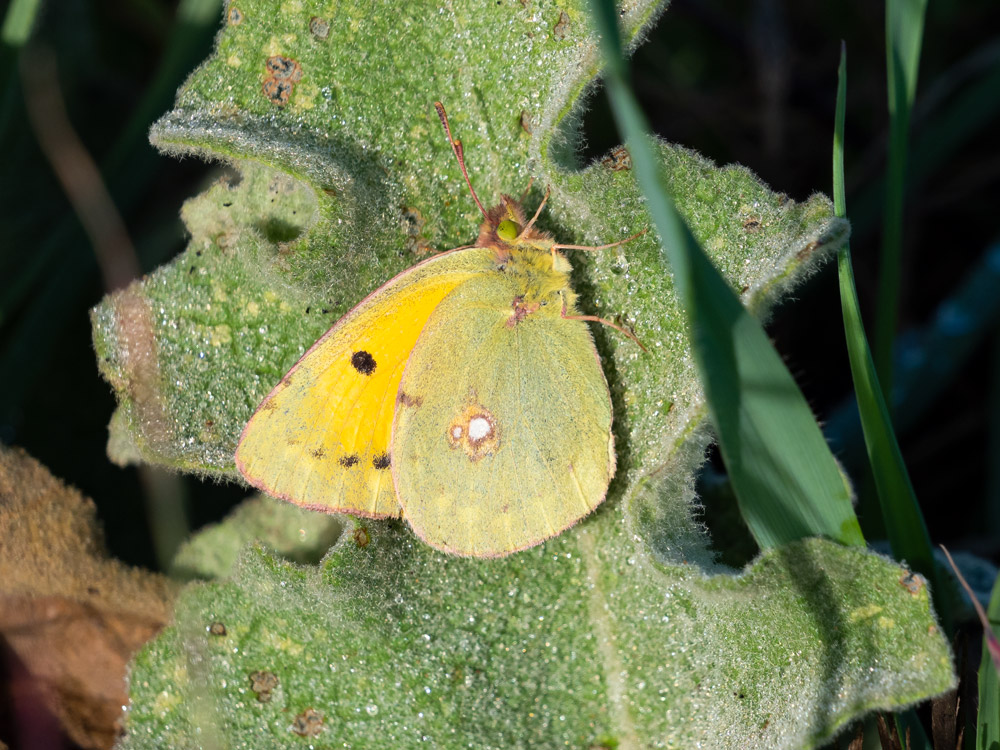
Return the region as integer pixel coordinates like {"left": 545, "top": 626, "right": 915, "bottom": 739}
{"left": 401, "top": 206, "right": 431, "bottom": 255}
{"left": 228, "top": 6, "right": 243, "bottom": 24}
{"left": 249, "top": 670, "right": 278, "bottom": 702}
{"left": 216, "top": 231, "right": 236, "bottom": 250}
{"left": 262, "top": 56, "right": 302, "bottom": 107}
{"left": 742, "top": 217, "right": 762, "bottom": 232}
{"left": 554, "top": 10, "right": 570, "bottom": 39}
{"left": 309, "top": 16, "right": 330, "bottom": 40}
{"left": 110, "top": 290, "right": 171, "bottom": 463}
{"left": 600, "top": 145, "right": 632, "bottom": 172}
{"left": 353, "top": 527, "right": 371, "bottom": 548}
{"left": 899, "top": 571, "right": 924, "bottom": 596}
{"left": 291, "top": 707, "right": 325, "bottom": 737}
{"left": 209, "top": 622, "right": 227, "bottom": 636}
{"left": 519, "top": 109, "right": 533, "bottom": 135}
{"left": 263, "top": 77, "right": 295, "bottom": 106}
{"left": 265, "top": 56, "right": 302, "bottom": 81}
{"left": 796, "top": 240, "right": 820, "bottom": 261}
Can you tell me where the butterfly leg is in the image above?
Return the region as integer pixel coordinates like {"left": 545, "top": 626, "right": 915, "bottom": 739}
{"left": 550, "top": 229, "right": 647, "bottom": 257}
{"left": 560, "top": 294, "right": 648, "bottom": 352}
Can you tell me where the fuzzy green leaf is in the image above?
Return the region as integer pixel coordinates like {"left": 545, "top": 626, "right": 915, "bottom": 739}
{"left": 170, "top": 493, "right": 343, "bottom": 581}
{"left": 89, "top": 0, "right": 953, "bottom": 746}
{"left": 123, "top": 510, "right": 952, "bottom": 749}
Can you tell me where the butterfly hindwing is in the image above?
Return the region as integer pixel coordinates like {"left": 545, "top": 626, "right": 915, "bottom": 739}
{"left": 235, "top": 250, "right": 491, "bottom": 518}
{"left": 391, "top": 273, "right": 615, "bottom": 556}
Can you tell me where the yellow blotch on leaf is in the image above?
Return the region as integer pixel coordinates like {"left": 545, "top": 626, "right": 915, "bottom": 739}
{"left": 848, "top": 604, "right": 884, "bottom": 623}
{"left": 153, "top": 688, "right": 182, "bottom": 715}
{"left": 211, "top": 325, "right": 232, "bottom": 346}
{"left": 292, "top": 80, "right": 317, "bottom": 111}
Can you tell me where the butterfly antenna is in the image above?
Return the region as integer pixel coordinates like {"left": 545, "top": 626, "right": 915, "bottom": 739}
{"left": 518, "top": 176, "right": 535, "bottom": 202}
{"left": 516, "top": 186, "right": 550, "bottom": 242}
{"left": 434, "top": 102, "right": 490, "bottom": 223}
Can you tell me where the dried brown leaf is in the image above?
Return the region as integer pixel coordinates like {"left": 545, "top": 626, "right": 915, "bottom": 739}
{"left": 846, "top": 723, "right": 864, "bottom": 750}
{"left": 0, "top": 447, "right": 175, "bottom": 749}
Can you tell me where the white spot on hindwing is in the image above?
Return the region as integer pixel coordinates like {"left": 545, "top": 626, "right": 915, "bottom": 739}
{"left": 468, "top": 416, "right": 491, "bottom": 441}
{"left": 447, "top": 403, "right": 500, "bottom": 462}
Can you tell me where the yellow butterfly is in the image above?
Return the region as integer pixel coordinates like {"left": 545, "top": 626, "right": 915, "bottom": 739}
{"left": 236, "top": 103, "right": 642, "bottom": 557}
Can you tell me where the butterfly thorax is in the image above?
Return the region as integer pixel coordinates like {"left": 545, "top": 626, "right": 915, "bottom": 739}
{"left": 476, "top": 195, "right": 580, "bottom": 324}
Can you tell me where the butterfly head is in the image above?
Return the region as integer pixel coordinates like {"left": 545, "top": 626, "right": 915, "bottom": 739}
{"left": 476, "top": 195, "right": 555, "bottom": 262}
{"left": 434, "top": 103, "right": 561, "bottom": 266}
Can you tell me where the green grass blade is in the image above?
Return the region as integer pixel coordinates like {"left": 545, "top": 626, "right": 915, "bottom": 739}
{"left": 0, "top": 0, "right": 41, "bottom": 45}
{"left": 833, "top": 45, "right": 937, "bottom": 591}
{"left": 977, "top": 572, "right": 1000, "bottom": 749}
{"left": 848, "top": 54, "right": 1000, "bottom": 242}
{"left": 824, "top": 241, "right": 1000, "bottom": 483}
{"left": 589, "top": 0, "right": 863, "bottom": 550}
{"left": 874, "top": 0, "right": 928, "bottom": 401}
{"left": 837, "top": 54, "right": 941, "bottom": 740}
{"left": 832, "top": 43, "right": 848, "bottom": 218}
{"left": 0, "top": 0, "right": 42, "bottom": 138}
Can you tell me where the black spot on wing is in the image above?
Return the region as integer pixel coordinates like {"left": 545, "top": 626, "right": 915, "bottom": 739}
{"left": 372, "top": 452, "right": 391, "bottom": 470}
{"left": 351, "top": 350, "right": 377, "bottom": 375}
{"left": 339, "top": 454, "right": 359, "bottom": 468}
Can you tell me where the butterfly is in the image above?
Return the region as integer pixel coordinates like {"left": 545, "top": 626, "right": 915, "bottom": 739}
{"left": 235, "top": 103, "right": 643, "bottom": 557}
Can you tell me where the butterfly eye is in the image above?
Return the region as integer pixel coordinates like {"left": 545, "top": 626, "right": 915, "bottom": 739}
{"left": 496, "top": 219, "right": 520, "bottom": 242}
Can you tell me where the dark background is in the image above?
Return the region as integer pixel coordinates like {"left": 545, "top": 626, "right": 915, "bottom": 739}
{"left": 1, "top": 0, "right": 998, "bottom": 745}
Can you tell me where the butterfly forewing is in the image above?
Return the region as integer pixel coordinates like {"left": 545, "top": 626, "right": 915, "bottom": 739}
{"left": 392, "top": 274, "right": 614, "bottom": 556}
{"left": 235, "top": 251, "right": 487, "bottom": 518}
